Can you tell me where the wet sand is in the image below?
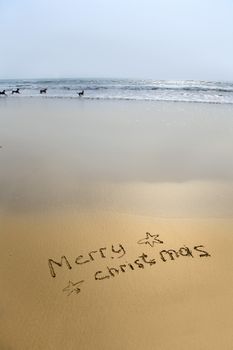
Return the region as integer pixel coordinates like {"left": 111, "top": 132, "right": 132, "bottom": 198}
{"left": 0, "top": 98, "right": 233, "bottom": 349}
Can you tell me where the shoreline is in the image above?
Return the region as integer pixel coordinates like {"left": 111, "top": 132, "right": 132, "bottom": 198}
{"left": 2, "top": 94, "right": 233, "bottom": 106}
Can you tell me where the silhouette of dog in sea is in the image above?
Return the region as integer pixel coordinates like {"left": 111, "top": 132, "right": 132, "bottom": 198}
{"left": 40, "top": 88, "right": 47, "bottom": 94}
{"left": 0, "top": 90, "right": 7, "bottom": 96}
{"left": 12, "top": 88, "right": 20, "bottom": 94}
{"left": 78, "top": 90, "right": 84, "bottom": 97}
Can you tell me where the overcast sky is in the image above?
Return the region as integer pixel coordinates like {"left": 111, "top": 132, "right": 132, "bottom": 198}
{"left": 0, "top": 0, "right": 233, "bottom": 80}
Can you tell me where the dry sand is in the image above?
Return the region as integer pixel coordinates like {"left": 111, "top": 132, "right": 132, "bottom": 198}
{"left": 0, "top": 98, "right": 233, "bottom": 349}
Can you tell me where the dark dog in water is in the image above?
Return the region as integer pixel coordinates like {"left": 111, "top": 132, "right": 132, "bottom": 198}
{"left": 0, "top": 90, "right": 7, "bottom": 96}
{"left": 12, "top": 88, "right": 20, "bottom": 94}
{"left": 40, "top": 88, "right": 47, "bottom": 94}
{"left": 78, "top": 90, "right": 84, "bottom": 97}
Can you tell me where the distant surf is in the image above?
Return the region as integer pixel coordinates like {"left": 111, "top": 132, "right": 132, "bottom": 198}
{"left": 1, "top": 78, "right": 233, "bottom": 104}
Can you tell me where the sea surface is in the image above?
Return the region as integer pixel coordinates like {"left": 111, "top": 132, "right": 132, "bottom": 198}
{"left": 1, "top": 79, "right": 233, "bottom": 104}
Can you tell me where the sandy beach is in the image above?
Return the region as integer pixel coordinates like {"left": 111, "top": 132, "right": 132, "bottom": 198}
{"left": 1, "top": 98, "right": 233, "bottom": 349}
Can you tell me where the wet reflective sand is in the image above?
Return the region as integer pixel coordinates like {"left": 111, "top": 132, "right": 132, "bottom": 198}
{"left": 0, "top": 99, "right": 233, "bottom": 349}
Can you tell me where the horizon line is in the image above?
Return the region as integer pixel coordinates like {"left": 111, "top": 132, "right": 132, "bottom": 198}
{"left": 0, "top": 77, "right": 233, "bottom": 83}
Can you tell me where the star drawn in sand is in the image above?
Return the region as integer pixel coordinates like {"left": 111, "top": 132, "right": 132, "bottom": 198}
{"left": 63, "top": 280, "right": 84, "bottom": 296}
{"left": 137, "top": 232, "right": 164, "bottom": 247}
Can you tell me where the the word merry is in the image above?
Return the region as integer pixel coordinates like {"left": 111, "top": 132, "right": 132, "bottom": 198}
{"left": 48, "top": 243, "right": 126, "bottom": 278}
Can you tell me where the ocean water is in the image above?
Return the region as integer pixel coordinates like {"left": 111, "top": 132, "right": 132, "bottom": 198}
{"left": 1, "top": 78, "right": 233, "bottom": 104}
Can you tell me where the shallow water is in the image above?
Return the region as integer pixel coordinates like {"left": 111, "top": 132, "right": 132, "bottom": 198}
{"left": 1, "top": 78, "right": 233, "bottom": 104}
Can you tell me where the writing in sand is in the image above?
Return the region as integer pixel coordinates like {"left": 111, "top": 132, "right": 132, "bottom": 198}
{"left": 47, "top": 232, "right": 211, "bottom": 296}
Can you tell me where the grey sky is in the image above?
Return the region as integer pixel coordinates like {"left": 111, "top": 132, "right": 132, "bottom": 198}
{"left": 0, "top": 0, "right": 233, "bottom": 80}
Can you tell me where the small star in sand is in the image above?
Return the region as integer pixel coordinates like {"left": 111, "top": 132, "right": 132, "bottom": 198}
{"left": 63, "top": 280, "right": 84, "bottom": 296}
{"left": 137, "top": 232, "right": 164, "bottom": 248}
